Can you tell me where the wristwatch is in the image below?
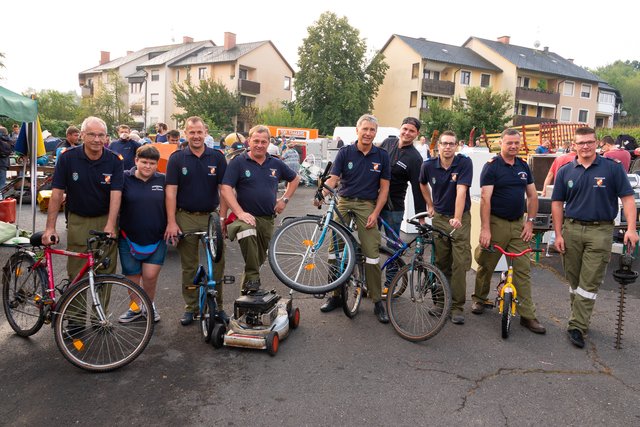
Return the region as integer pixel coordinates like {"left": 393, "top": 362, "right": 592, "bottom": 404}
{"left": 527, "top": 218, "right": 535, "bottom": 223}
{"left": 282, "top": 197, "right": 290, "bottom": 204}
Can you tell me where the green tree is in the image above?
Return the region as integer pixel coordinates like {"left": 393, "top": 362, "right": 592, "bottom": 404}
{"left": 452, "top": 87, "right": 512, "bottom": 139}
{"left": 295, "top": 11, "right": 388, "bottom": 134}
{"left": 76, "top": 70, "right": 133, "bottom": 133}
{"left": 257, "top": 101, "right": 316, "bottom": 129}
{"left": 172, "top": 78, "right": 241, "bottom": 131}
{"left": 35, "top": 89, "right": 80, "bottom": 121}
{"left": 421, "top": 99, "right": 455, "bottom": 137}
{"left": 593, "top": 60, "right": 640, "bottom": 125}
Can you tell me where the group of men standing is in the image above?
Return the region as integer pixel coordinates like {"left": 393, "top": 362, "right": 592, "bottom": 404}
{"left": 41, "top": 112, "right": 637, "bottom": 349}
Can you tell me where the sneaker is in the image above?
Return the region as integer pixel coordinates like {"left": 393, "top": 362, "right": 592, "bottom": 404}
{"left": 119, "top": 309, "right": 143, "bottom": 323}
{"left": 151, "top": 304, "right": 160, "bottom": 323}
{"left": 471, "top": 301, "right": 485, "bottom": 315}
{"left": 568, "top": 329, "right": 585, "bottom": 348}
{"left": 451, "top": 313, "right": 465, "bottom": 325}
{"left": 180, "top": 312, "right": 195, "bottom": 326}
{"left": 243, "top": 279, "right": 261, "bottom": 294}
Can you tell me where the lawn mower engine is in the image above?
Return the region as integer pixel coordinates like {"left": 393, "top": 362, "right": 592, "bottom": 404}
{"left": 234, "top": 289, "right": 281, "bottom": 327}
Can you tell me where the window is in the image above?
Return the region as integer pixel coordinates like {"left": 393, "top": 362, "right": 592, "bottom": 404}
{"left": 598, "top": 92, "right": 615, "bottom": 104}
{"left": 460, "top": 71, "right": 471, "bottom": 85}
{"left": 536, "top": 106, "right": 543, "bottom": 118}
{"left": 423, "top": 69, "right": 440, "bottom": 80}
{"left": 176, "top": 69, "right": 180, "bottom": 82}
{"left": 563, "top": 81, "right": 574, "bottom": 96}
{"left": 578, "top": 109, "right": 589, "bottom": 123}
{"left": 198, "top": 67, "right": 207, "bottom": 80}
{"left": 130, "top": 83, "right": 142, "bottom": 94}
{"left": 410, "top": 91, "right": 418, "bottom": 108}
{"left": 518, "top": 76, "right": 530, "bottom": 88}
{"left": 560, "top": 107, "right": 571, "bottom": 122}
{"left": 421, "top": 96, "right": 429, "bottom": 109}
{"left": 581, "top": 84, "right": 592, "bottom": 99}
{"left": 284, "top": 76, "right": 291, "bottom": 91}
{"left": 518, "top": 103, "right": 527, "bottom": 115}
{"left": 481, "top": 74, "right": 491, "bottom": 88}
{"left": 150, "top": 93, "right": 159, "bottom": 106}
{"left": 239, "top": 68, "right": 248, "bottom": 80}
{"left": 240, "top": 95, "right": 254, "bottom": 107}
{"left": 596, "top": 117, "right": 605, "bottom": 127}
{"left": 151, "top": 70, "right": 159, "bottom": 81}
{"left": 411, "top": 63, "right": 419, "bottom": 79}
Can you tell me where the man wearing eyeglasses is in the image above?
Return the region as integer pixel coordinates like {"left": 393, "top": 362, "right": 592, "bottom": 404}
{"left": 552, "top": 127, "right": 638, "bottom": 349}
{"left": 419, "top": 131, "right": 473, "bottom": 325}
{"left": 43, "top": 116, "right": 124, "bottom": 279}
{"left": 472, "top": 129, "right": 546, "bottom": 334}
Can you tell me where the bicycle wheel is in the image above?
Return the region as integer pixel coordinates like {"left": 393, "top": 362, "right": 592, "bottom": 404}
{"left": 2, "top": 252, "right": 47, "bottom": 337}
{"left": 387, "top": 261, "right": 451, "bottom": 342}
{"left": 200, "top": 293, "right": 216, "bottom": 343}
{"left": 342, "top": 262, "right": 364, "bottom": 318}
{"left": 269, "top": 217, "right": 356, "bottom": 294}
{"left": 501, "top": 292, "right": 513, "bottom": 339}
{"left": 208, "top": 212, "right": 223, "bottom": 263}
{"left": 380, "top": 246, "right": 407, "bottom": 299}
{"left": 53, "top": 275, "right": 154, "bottom": 372}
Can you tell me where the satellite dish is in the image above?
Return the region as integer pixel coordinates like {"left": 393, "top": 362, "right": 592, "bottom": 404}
{"left": 534, "top": 40, "right": 541, "bottom": 49}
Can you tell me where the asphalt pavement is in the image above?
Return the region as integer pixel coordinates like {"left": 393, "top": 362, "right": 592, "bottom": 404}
{"left": 1, "top": 187, "right": 640, "bottom": 426}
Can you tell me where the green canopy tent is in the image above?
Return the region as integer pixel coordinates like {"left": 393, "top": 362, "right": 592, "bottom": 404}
{"left": 0, "top": 85, "right": 39, "bottom": 236}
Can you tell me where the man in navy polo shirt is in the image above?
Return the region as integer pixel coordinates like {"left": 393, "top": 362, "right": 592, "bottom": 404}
{"left": 314, "top": 114, "right": 391, "bottom": 323}
{"left": 221, "top": 125, "right": 299, "bottom": 293}
{"left": 552, "top": 127, "right": 638, "bottom": 348}
{"left": 472, "top": 128, "right": 546, "bottom": 334}
{"left": 420, "top": 130, "right": 473, "bottom": 325}
{"left": 109, "top": 125, "right": 142, "bottom": 170}
{"left": 164, "top": 116, "right": 228, "bottom": 326}
{"left": 43, "top": 116, "right": 123, "bottom": 279}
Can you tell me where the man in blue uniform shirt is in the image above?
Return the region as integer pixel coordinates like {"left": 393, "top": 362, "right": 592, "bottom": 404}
{"left": 221, "top": 125, "right": 299, "bottom": 293}
{"left": 314, "top": 114, "right": 391, "bottom": 323}
{"left": 552, "top": 127, "right": 639, "bottom": 348}
{"left": 109, "top": 125, "right": 142, "bottom": 170}
{"left": 420, "top": 130, "right": 473, "bottom": 325}
{"left": 43, "top": 116, "right": 123, "bottom": 279}
{"left": 164, "top": 116, "right": 228, "bottom": 326}
{"left": 472, "top": 129, "right": 546, "bottom": 334}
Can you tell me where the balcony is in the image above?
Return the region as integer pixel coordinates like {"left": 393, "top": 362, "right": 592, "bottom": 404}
{"left": 422, "top": 79, "right": 455, "bottom": 96}
{"left": 515, "top": 87, "right": 560, "bottom": 105}
{"left": 513, "top": 115, "right": 557, "bottom": 126}
{"left": 238, "top": 79, "right": 260, "bottom": 95}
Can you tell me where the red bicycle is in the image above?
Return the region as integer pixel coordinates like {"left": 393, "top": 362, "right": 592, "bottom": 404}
{"left": 2, "top": 231, "right": 154, "bottom": 372}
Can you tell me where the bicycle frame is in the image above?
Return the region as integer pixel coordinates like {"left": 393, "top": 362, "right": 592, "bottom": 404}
{"left": 493, "top": 245, "right": 534, "bottom": 316}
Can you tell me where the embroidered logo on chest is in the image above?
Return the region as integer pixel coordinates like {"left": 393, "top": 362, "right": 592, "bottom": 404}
{"left": 348, "top": 161, "right": 353, "bottom": 170}
{"left": 451, "top": 173, "right": 458, "bottom": 182}
{"left": 518, "top": 171, "right": 528, "bottom": 180}
{"left": 594, "top": 177, "right": 606, "bottom": 188}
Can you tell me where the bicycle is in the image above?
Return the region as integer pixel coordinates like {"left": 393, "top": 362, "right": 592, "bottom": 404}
{"left": 384, "top": 213, "right": 452, "bottom": 341}
{"left": 1, "top": 230, "right": 154, "bottom": 372}
{"left": 178, "top": 212, "right": 232, "bottom": 348}
{"left": 485, "top": 244, "right": 542, "bottom": 339}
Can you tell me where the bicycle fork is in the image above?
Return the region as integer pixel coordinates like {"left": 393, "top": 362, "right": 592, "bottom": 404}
{"left": 497, "top": 268, "right": 517, "bottom": 315}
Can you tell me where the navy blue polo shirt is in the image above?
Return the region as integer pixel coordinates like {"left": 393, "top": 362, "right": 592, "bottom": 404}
{"left": 165, "top": 146, "right": 227, "bottom": 212}
{"left": 552, "top": 155, "right": 633, "bottom": 221}
{"left": 419, "top": 154, "right": 473, "bottom": 216}
{"left": 109, "top": 139, "right": 142, "bottom": 170}
{"left": 222, "top": 152, "right": 297, "bottom": 216}
{"left": 480, "top": 155, "right": 533, "bottom": 220}
{"left": 331, "top": 143, "right": 391, "bottom": 200}
{"left": 52, "top": 146, "right": 124, "bottom": 217}
{"left": 120, "top": 168, "right": 167, "bottom": 245}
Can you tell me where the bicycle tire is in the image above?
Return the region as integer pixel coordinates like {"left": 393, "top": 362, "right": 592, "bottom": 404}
{"left": 2, "top": 252, "right": 47, "bottom": 337}
{"left": 200, "top": 293, "right": 216, "bottom": 343}
{"left": 501, "top": 292, "right": 513, "bottom": 339}
{"left": 269, "top": 217, "right": 356, "bottom": 294}
{"left": 387, "top": 261, "right": 451, "bottom": 342}
{"left": 380, "top": 246, "right": 407, "bottom": 299}
{"left": 341, "top": 262, "right": 364, "bottom": 318}
{"left": 207, "top": 212, "right": 223, "bottom": 264}
{"left": 53, "top": 275, "right": 154, "bottom": 372}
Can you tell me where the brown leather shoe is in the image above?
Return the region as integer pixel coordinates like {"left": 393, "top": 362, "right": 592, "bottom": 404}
{"left": 520, "top": 317, "right": 546, "bottom": 334}
{"left": 471, "top": 301, "right": 485, "bottom": 314}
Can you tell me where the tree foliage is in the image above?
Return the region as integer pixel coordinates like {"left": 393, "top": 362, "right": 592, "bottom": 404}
{"left": 257, "top": 101, "right": 316, "bottom": 129}
{"left": 593, "top": 60, "right": 640, "bottom": 125}
{"left": 35, "top": 89, "right": 80, "bottom": 122}
{"left": 295, "top": 11, "right": 388, "bottom": 134}
{"left": 452, "top": 87, "right": 512, "bottom": 139}
{"left": 172, "top": 78, "right": 240, "bottom": 131}
{"left": 421, "top": 99, "right": 455, "bottom": 138}
{"left": 77, "top": 70, "right": 133, "bottom": 133}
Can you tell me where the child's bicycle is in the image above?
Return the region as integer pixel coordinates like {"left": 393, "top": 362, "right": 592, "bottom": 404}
{"left": 485, "top": 244, "right": 542, "bottom": 339}
{"left": 178, "top": 212, "right": 233, "bottom": 347}
{"left": 2, "top": 231, "right": 154, "bottom": 372}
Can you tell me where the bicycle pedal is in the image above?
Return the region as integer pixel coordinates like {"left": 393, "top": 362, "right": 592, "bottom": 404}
{"left": 223, "top": 275, "right": 236, "bottom": 284}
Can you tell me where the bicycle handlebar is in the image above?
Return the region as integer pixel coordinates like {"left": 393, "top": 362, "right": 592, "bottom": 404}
{"left": 406, "top": 214, "right": 452, "bottom": 240}
{"left": 488, "top": 244, "right": 543, "bottom": 258}
{"left": 315, "top": 161, "right": 334, "bottom": 209}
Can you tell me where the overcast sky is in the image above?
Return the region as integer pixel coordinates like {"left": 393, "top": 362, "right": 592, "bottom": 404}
{"left": 1, "top": 0, "right": 636, "bottom": 95}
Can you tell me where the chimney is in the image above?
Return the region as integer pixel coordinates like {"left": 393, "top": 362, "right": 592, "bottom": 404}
{"left": 543, "top": 46, "right": 548, "bottom": 53}
{"left": 567, "top": 58, "right": 574, "bottom": 63}
{"left": 100, "top": 51, "right": 110, "bottom": 65}
{"left": 224, "top": 32, "right": 237, "bottom": 50}
{"left": 497, "top": 35, "right": 510, "bottom": 45}
{"left": 183, "top": 36, "right": 194, "bottom": 44}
